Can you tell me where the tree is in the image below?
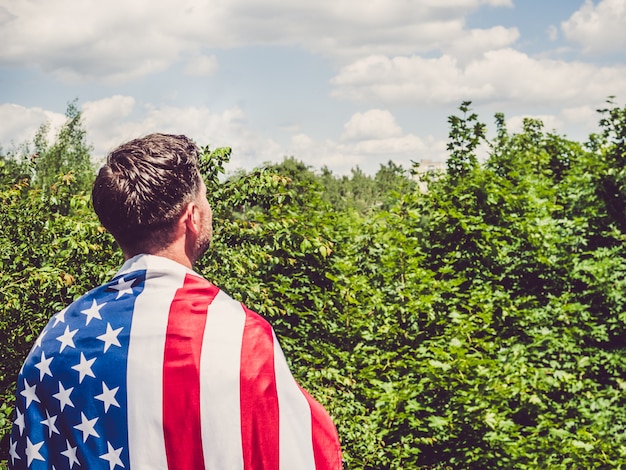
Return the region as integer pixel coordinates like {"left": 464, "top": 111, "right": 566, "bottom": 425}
{"left": 446, "top": 101, "right": 487, "bottom": 180}
{"left": 31, "top": 99, "right": 95, "bottom": 195}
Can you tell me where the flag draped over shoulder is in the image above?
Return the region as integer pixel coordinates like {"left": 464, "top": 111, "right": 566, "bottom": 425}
{"left": 9, "top": 254, "right": 342, "bottom": 469}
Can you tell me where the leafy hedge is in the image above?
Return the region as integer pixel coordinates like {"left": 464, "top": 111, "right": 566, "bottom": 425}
{"left": 1, "top": 101, "right": 625, "bottom": 468}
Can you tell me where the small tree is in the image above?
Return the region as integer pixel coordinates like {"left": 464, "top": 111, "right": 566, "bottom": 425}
{"left": 31, "top": 99, "right": 95, "bottom": 195}
{"left": 446, "top": 101, "right": 487, "bottom": 180}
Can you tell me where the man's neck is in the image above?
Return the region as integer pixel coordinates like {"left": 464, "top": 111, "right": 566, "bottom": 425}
{"left": 124, "top": 244, "right": 194, "bottom": 270}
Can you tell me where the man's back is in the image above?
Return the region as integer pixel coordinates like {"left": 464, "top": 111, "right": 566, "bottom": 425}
{"left": 9, "top": 254, "right": 342, "bottom": 469}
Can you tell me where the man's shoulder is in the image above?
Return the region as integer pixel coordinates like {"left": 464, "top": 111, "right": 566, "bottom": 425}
{"left": 206, "top": 288, "right": 275, "bottom": 334}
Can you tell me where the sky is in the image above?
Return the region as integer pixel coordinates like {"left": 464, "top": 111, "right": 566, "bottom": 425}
{"left": 1, "top": 0, "right": 626, "bottom": 176}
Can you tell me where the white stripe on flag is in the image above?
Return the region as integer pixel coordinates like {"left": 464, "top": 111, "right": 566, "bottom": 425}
{"left": 273, "top": 332, "right": 316, "bottom": 470}
{"left": 126, "top": 269, "right": 185, "bottom": 469}
{"left": 200, "top": 290, "right": 246, "bottom": 470}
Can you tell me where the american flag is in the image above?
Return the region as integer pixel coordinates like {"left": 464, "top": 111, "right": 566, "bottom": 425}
{"left": 9, "top": 254, "right": 342, "bottom": 469}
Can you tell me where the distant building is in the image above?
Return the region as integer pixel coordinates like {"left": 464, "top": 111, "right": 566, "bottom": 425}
{"left": 415, "top": 159, "right": 446, "bottom": 174}
{"left": 413, "top": 159, "right": 446, "bottom": 192}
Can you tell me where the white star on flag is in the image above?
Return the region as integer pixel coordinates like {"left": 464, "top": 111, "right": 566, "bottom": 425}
{"left": 20, "top": 379, "right": 40, "bottom": 409}
{"left": 100, "top": 441, "right": 125, "bottom": 470}
{"left": 34, "top": 351, "right": 54, "bottom": 380}
{"left": 34, "top": 329, "right": 47, "bottom": 349}
{"left": 25, "top": 437, "right": 45, "bottom": 466}
{"left": 95, "top": 382, "right": 120, "bottom": 412}
{"left": 97, "top": 323, "right": 123, "bottom": 352}
{"left": 110, "top": 276, "right": 135, "bottom": 299}
{"left": 71, "top": 352, "right": 96, "bottom": 383}
{"left": 56, "top": 325, "right": 78, "bottom": 352}
{"left": 81, "top": 299, "right": 106, "bottom": 325}
{"left": 53, "top": 382, "right": 75, "bottom": 411}
{"left": 9, "top": 438, "right": 20, "bottom": 465}
{"left": 41, "top": 409, "right": 60, "bottom": 437}
{"left": 53, "top": 306, "right": 68, "bottom": 327}
{"left": 61, "top": 439, "right": 80, "bottom": 469}
{"left": 14, "top": 408, "right": 25, "bottom": 436}
{"left": 74, "top": 412, "right": 100, "bottom": 443}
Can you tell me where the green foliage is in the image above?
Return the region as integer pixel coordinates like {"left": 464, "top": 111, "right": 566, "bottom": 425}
{"left": 0, "top": 104, "right": 117, "bottom": 458}
{"left": 30, "top": 99, "right": 95, "bottom": 194}
{"left": 446, "top": 100, "right": 487, "bottom": 180}
{"left": 0, "top": 176, "right": 121, "bottom": 453}
{"left": 2, "top": 99, "right": 626, "bottom": 469}
{"left": 288, "top": 157, "right": 417, "bottom": 213}
{"left": 0, "top": 154, "right": 29, "bottom": 187}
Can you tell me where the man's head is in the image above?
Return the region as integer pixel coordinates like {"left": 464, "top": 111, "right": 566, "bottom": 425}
{"left": 92, "top": 133, "right": 212, "bottom": 261}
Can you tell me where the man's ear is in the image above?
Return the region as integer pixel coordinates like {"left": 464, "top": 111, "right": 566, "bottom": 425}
{"left": 183, "top": 201, "right": 200, "bottom": 235}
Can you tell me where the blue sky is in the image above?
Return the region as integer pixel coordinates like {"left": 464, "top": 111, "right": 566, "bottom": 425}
{"left": 1, "top": 0, "right": 625, "bottom": 175}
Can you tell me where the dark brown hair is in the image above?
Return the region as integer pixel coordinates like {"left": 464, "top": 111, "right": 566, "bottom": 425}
{"left": 92, "top": 133, "right": 201, "bottom": 254}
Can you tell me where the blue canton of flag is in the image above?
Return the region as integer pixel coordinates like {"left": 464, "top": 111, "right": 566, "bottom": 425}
{"left": 9, "top": 271, "right": 147, "bottom": 470}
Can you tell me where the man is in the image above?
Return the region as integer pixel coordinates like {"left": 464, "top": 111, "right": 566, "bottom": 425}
{"left": 9, "top": 133, "right": 342, "bottom": 469}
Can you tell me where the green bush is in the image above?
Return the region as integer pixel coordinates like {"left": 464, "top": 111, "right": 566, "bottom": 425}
{"left": 1, "top": 101, "right": 625, "bottom": 468}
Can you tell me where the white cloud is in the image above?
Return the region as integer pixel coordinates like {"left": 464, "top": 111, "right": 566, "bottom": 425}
{"left": 83, "top": 95, "right": 135, "bottom": 127}
{"left": 0, "top": 1, "right": 194, "bottom": 83}
{"left": 558, "top": 105, "right": 603, "bottom": 141}
{"left": 291, "top": 133, "right": 315, "bottom": 148}
{"left": 562, "top": 0, "right": 626, "bottom": 55}
{"left": 5, "top": 0, "right": 613, "bottom": 177}
{"left": 341, "top": 109, "right": 403, "bottom": 141}
{"left": 0, "top": 0, "right": 515, "bottom": 82}
{"left": 490, "top": 106, "right": 603, "bottom": 143}
{"left": 82, "top": 96, "right": 138, "bottom": 155}
{"left": 0, "top": 99, "right": 448, "bottom": 176}
{"left": 82, "top": 100, "right": 444, "bottom": 176}
{"left": 506, "top": 114, "right": 563, "bottom": 134}
{"left": 287, "top": 110, "right": 446, "bottom": 175}
{"left": 0, "top": 97, "right": 283, "bottom": 171}
{"left": 184, "top": 54, "right": 219, "bottom": 76}
{"left": 560, "top": 105, "right": 599, "bottom": 125}
{"left": 443, "top": 26, "right": 519, "bottom": 62}
{"left": 80, "top": 96, "right": 283, "bottom": 171}
{"left": 331, "top": 49, "right": 626, "bottom": 106}
{"left": 0, "top": 104, "right": 65, "bottom": 149}
{"left": 547, "top": 25, "right": 559, "bottom": 42}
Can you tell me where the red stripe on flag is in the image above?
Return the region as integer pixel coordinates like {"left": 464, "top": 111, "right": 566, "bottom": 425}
{"left": 300, "top": 387, "right": 343, "bottom": 470}
{"left": 163, "top": 274, "right": 218, "bottom": 470}
{"left": 239, "top": 306, "right": 280, "bottom": 470}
